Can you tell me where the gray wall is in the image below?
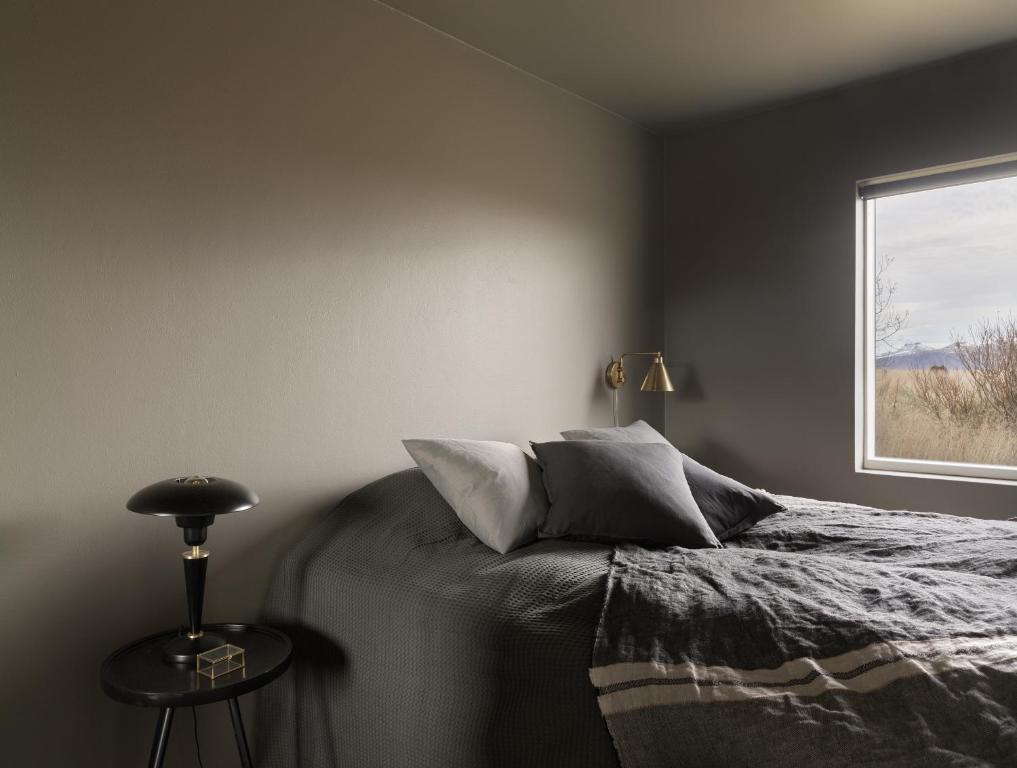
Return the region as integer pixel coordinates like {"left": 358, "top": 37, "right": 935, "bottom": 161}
{"left": 663, "top": 42, "right": 1017, "bottom": 520}
{"left": 0, "top": 1, "right": 660, "bottom": 764}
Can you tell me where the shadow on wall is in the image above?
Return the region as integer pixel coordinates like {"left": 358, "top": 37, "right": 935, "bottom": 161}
{"left": 668, "top": 361, "right": 706, "bottom": 403}
{"left": 581, "top": 360, "right": 613, "bottom": 427}
{"left": 0, "top": 517, "right": 39, "bottom": 560}
{"left": 210, "top": 492, "right": 350, "bottom": 621}
{"left": 689, "top": 439, "right": 770, "bottom": 490}
{"left": 256, "top": 623, "right": 348, "bottom": 765}
{"left": 250, "top": 500, "right": 352, "bottom": 767}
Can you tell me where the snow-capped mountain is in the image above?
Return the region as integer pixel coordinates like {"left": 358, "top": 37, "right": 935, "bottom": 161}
{"left": 876, "top": 343, "right": 964, "bottom": 370}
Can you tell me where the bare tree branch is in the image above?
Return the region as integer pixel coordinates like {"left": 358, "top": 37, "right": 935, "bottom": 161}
{"left": 874, "top": 254, "right": 910, "bottom": 355}
{"left": 954, "top": 315, "right": 1017, "bottom": 425}
{"left": 909, "top": 365, "right": 982, "bottom": 424}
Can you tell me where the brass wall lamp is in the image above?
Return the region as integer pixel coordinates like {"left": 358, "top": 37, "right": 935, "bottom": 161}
{"left": 605, "top": 352, "right": 675, "bottom": 392}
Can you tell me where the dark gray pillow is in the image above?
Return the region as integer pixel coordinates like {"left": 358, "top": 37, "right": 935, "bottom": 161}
{"left": 560, "top": 421, "right": 784, "bottom": 541}
{"left": 561, "top": 420, "right": 667, "bottom": 444}
{"left": 679, "top": 454, "right": 785, "bottom": 540}
{"left": 530, "top": 440, "right": 721, "bottom": 549}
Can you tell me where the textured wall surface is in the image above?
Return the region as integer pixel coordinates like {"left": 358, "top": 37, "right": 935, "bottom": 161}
{"left": 663, "top": 43, "right": 1017, "bottom": 520}
{"left": 0, "top": 1, "right": 660, "bottom": 764}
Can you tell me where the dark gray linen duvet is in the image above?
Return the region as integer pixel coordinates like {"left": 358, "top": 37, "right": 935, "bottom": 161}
{"left": 259, "top": 469, "right": 1017, "bottom": 767}
{"left": 593, "top": 495, "right": 1017, "bottom": 767}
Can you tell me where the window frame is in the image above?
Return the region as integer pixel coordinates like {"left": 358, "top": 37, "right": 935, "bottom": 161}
{"left": 855, "top": 152, "right": 1017, "bottom": 485}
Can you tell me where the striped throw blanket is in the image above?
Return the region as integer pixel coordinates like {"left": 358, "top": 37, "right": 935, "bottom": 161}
{"left": 591, "top": 496, "right": 1017, "bottom": 767}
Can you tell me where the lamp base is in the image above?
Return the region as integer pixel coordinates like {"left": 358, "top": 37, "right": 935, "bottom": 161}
{"left": 163, "top": 630, "right": 227, "bottom": 665}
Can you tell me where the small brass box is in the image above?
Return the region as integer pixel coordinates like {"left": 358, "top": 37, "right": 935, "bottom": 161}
{"left": 196, "top": 644, "right": 246, "bottom": 680}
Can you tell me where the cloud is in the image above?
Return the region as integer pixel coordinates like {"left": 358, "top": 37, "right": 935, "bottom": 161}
{"left": 875, "top": 175, "right": 1017, "bottom": 347}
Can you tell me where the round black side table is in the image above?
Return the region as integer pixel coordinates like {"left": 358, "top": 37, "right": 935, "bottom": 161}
{"left": 101, "top": 623, "right": 292, "bottom": 768}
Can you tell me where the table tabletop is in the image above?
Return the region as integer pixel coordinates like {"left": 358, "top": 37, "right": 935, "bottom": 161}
{"left": 100, "top": 623, "right": 292, "bottom": 708}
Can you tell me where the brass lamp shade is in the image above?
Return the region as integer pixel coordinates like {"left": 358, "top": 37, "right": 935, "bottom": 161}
{"left": 640, "top": 355, "right": 674, "bottom": 392}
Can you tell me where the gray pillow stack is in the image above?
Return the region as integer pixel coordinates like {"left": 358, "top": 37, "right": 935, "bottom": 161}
{"left": 403, "top": 421, "right": 781, "bottom": 554}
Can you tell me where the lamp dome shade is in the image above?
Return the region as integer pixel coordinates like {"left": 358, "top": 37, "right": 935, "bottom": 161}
{"left": 640, "top": 356, "right": 675, "bottom": 392}
{"left": 127, "top": 476, "right": 259, "bottom": 518}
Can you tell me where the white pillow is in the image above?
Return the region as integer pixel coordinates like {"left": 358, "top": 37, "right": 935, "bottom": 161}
{"left": 402, "top": 438, "right": 548, "bottom": 554}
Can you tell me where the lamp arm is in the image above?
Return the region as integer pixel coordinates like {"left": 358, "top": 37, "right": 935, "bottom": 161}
{"left": 606, "top": 351, "right": 666, "bottom": 390}
{"left": 619, "top": 351, "right": 663, "bottom": 360}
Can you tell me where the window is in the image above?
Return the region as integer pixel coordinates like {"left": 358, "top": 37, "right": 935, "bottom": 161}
{"left": 858, "top": 154, "right": 1017, "bottom": 483}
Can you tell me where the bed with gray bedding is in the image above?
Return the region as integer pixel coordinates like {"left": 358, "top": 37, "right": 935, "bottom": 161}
{"left": 258, "top": 468, "right": 1017, "bottom": 767}
{"left": 257, "top": 468, "right": 618, "bottom": 767}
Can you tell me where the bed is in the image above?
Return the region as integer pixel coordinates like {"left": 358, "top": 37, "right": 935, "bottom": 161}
{"left": 256, "top": 468, "right": 618, "bottom": 767}
{"left": 257, "top": 468, "right": 1017, "bottom": 767}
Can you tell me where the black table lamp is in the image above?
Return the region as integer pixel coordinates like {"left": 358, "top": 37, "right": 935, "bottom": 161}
{"left": 127, "top": 475, "right": 259, "bottom": 664}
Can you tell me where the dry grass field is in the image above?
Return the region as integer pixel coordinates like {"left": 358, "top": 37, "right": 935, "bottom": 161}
{"left": 875, "top": 368, "right": 1017, "bottom": 465}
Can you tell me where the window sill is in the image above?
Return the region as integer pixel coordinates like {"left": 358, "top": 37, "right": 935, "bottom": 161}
{"left": 857, "top": 465, "right": 1017, "bottom": 487}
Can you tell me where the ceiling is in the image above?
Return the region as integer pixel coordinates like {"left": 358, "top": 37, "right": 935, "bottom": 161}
{"left": 379, "top": 0, "right": 1017, "bottom": 127}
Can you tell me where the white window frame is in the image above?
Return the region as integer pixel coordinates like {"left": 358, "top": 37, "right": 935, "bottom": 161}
{"left": 855, "top": 152, "right": 1017, "bottom": 485}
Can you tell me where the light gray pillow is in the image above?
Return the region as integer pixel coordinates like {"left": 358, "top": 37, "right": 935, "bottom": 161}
{"left": 530, "top": 440, "right": 721, "bottom": 549}
{"left": 402, "top": 438, "right": 548, "bottom": 554}
{"left": 560, "top": 419, "right": 668, "bottom": 444}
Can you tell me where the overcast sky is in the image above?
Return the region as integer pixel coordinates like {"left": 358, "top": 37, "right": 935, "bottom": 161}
{"left": 875, "top": 174, "right": 1017, "bottom": 348}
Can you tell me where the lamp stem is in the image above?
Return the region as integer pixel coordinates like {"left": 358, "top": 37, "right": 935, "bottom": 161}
{"left": 182, "top": 548, "right": 209, "bottom": 640}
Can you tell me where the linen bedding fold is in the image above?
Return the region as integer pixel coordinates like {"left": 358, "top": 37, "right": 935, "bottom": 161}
{"left": 591, "top": 496, "right": 1017, "bottom": 767}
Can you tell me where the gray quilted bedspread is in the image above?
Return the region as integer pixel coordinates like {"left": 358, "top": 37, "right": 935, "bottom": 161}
{"left": 257, "top": 468, "right": 618, "bottom": 768}
{"left": 592, "top": 495, "right": 1017, "bottom": 767}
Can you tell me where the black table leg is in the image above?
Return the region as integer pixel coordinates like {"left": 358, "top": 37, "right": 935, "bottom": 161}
{"left": 148, "top": 707, "right": 174, "bottom": 768}
{"left": 228, "top": 697, "right": 254, "bottom": 768}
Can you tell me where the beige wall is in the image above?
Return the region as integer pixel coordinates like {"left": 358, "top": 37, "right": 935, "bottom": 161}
{"left": 0, "top": 1, "right": 660, "bottom": 764}
{"left": 663, "top": 43, "right": 1017, "bottom": 520}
